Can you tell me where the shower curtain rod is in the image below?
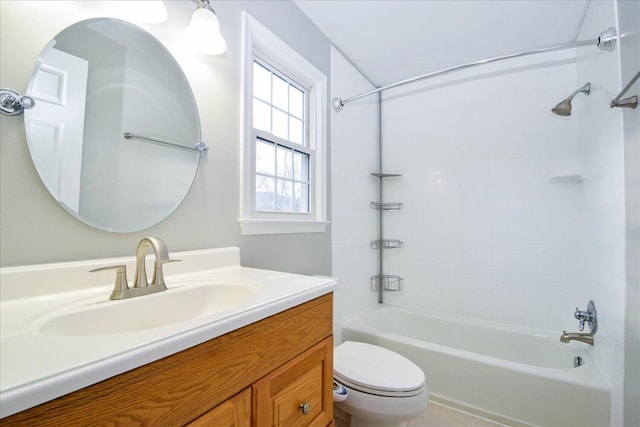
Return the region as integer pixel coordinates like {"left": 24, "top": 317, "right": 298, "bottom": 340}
{"left": 332, "top": 27, "right": 617, "bottom": 112}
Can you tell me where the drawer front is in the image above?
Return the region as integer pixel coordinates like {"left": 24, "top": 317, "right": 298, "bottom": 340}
{"left": 273, "top": 364, "right": 323, "bottom": 425}
{"left": 253, "top": 337, "right": 333, "bottom": 427}
{"left": 186, "top": 388, "right": 251, "bottom": 427}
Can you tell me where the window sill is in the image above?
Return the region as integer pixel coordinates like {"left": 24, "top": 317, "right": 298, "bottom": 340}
{"left": 238, "top": 218, "right": 330, "bottom": 235}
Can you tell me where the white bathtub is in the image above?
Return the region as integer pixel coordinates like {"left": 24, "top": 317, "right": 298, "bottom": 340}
{"left": 342, "top": 305, "right": 610, "bottom": 427}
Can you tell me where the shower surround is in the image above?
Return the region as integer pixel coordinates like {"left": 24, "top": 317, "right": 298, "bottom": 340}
{"left": 380, "top": 47, "right": 584, "bottom": 331}
{"left": 331, "top": 1, "right": 626, "bottom": 424}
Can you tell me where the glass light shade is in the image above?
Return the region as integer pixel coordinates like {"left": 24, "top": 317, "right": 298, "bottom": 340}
{"left": 183, "top": 7, "right": 227, "bottom": 55}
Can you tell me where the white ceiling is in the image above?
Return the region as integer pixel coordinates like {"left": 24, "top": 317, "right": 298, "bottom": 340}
{"left": 295, "top": 0, "right": 591, "bottom": 86}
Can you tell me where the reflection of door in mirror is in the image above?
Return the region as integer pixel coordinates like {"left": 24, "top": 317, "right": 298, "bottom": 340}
{"left": 25, "top": 47, "right": 88, "bottom": 214}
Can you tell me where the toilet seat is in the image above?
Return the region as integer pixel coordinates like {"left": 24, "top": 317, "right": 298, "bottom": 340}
{"left": 334, "top": 341, "right": 425, "bottom": 398}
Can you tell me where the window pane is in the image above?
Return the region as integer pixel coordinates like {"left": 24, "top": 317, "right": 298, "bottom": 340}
{"left": 289, "top": 86, "right": 303, "bottom": 119}
{"left": 253, "top": 62, "right": 271, "bottom": 102}
{"left": 277, "top": 145, "right": 293, "bottom": 179}
{"left": 272, "top": 108, "right": 288, "bottom": 140}
{"left": 272, "top": 75, "right": 288, "bottom": 111}
{"left": 293, "top": 152, "right": 301, "bottom": 181}
{"left": 256, "top": 175, "right": 275, "bottom": 211}
{"left": 289, "top": 117, "right": 303, "bottom": 145}
{"left": 256, "top": 139, "right": 275, "bottom": 175}
{"left": 302, "top": 183, "right": 310, "bottom": 212}
{"left": 293, "top": 151, "right": 309, "bottom": 182}
{"left": 293, "top": 182, "right": 302, "bottom": 212}
{"left": 293, "top": 151, "right": 308, "bottom": 181}
{"left": 276, "top": 180, "right": 292, "bottom": 211}
{"left": 253, "top": 99, "right": 271, "bottom": 132}
{"left": 293, "top": 182, "right": 310, "bottom": 212}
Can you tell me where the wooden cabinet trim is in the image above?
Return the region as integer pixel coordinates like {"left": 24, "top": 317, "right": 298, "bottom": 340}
{"left": 186, "top": 388, "right": 251, "bottom": 427}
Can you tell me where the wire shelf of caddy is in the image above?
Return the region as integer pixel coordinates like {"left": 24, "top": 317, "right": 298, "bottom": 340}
{"left": 371, "top": 239, "right": 404, "bottom": 249}
{"left": 371, "top": 275, "right": 403, "bottom": 292}
{"left": 370, "top": 201, "right": 403, "bottom": 210}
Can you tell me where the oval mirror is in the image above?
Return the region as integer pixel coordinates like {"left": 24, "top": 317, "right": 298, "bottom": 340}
{"left": 24, "top": 18, "right": 203, "bottom": 233}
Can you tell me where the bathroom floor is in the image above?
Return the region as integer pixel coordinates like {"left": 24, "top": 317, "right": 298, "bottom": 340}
{"left": 408, "top": 402, "right": 506, "bottom": 427}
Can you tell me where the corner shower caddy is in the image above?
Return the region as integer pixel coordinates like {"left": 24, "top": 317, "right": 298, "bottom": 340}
{"left": 370, "top": 172, "right": 403, "bottom": 302}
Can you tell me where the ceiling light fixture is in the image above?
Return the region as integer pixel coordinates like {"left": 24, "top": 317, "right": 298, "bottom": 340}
{"left": 183, "top": 0, "right": 227, "bottom": 56}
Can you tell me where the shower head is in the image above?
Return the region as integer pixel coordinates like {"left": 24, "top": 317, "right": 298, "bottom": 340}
{"left": 552, "top": 82, "right": 591, "bottom": 116}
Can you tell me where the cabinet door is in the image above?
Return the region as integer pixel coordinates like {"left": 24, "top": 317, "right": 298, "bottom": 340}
{"left": 253, "top": 337, "right": 333, "bottom": 427}
{"left": 187, "top": 388, "right": 251, "bottom": 427}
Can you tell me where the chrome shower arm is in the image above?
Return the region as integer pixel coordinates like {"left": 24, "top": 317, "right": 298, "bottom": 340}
{"left": 567, "top": 82, "right": 591, "bottom": 100}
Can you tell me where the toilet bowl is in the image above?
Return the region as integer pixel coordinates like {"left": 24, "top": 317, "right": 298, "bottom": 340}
{"left": 333, "top": 341, "right": 428, "bottom": 427}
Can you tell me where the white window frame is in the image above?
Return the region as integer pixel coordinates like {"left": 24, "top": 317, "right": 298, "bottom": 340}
{"left": 239, "top": 12, "right": 328, "bottom": 235}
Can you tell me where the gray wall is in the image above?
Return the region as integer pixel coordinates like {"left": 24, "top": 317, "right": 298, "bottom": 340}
{"left": 618, "top": 0, "right": 640, "bottom": 425}
{"left": 0, "top": 1, "right": 332, "bottom": 275}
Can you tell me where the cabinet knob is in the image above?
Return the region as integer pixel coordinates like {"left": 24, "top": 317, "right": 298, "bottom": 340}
{"left": 299, "top": 402, "right": 311, "bottom": 415}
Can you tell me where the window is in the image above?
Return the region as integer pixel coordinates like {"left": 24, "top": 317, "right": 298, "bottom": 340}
{"left": 253, "top": 60, "right": 310, "bottom": 214}
{"left": 240, "top": 13, "right": 328, "bottom": 235}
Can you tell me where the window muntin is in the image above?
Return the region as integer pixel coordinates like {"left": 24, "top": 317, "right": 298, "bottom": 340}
{"left": 252, "top": 60, "right": 310, "bottom": 214}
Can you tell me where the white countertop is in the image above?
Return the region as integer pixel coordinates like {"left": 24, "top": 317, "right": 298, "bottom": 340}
{"left": 0, "top": 247, "right": 337, "bottom": 418}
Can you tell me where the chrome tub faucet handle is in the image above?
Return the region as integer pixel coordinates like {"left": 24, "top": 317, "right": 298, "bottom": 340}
{"left": 573, "top": 300, "right": 598, "bottom": 334}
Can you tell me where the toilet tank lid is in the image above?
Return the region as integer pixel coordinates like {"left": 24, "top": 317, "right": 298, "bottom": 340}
{"left": 334, "top": 341, "right": 425, "bottom": 392}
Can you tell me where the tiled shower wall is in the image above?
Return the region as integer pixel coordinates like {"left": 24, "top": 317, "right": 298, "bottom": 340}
{"left": 372, "top": 3, "right": 626, "bottom": 422}
{"left": 379, "top": 48, "right": 587, "bottom": 332}
{"left": 331, "top": 47, "right": 379, "bottom": 343}
{"left": 576, "top": 1, "right": 625, "bottom": 425}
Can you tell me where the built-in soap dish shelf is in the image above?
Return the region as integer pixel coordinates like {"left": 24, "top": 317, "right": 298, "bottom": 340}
{"left": 371, "top": 172, "right": 402, "bottom": 178}
{"left": 550, "top": 175, "right": 585, "bottom": 184}
{"left": 371, "top": 201, "right": 403, "bottom": 210}
{"left": 371, "top": 239, "right": 404, "bottom": 249}
{"left": 371, "top": 275, "right": 402, "bottom": 292}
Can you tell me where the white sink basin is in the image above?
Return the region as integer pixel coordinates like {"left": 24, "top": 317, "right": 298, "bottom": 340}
{"left": 37, "top": 279, "right": 261, "bottom": 336}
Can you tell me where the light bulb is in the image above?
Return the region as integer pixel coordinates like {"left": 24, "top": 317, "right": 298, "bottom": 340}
{"left": 183, "top": 6, "right": 227, "bottom": 55}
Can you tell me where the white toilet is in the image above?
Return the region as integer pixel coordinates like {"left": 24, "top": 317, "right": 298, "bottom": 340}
{"left": 333, "top": 341, "right": 428, "bottom": 427}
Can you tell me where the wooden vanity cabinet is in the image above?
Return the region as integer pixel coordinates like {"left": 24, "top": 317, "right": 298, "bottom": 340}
{"left": 253, "top": 338, "right": 333, "bottom": 427}
{"left": 1, "top": 294, "right": 334, "bottom": 427}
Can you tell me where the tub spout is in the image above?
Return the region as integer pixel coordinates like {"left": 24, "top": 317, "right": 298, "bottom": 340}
{"left": 560, "top": 330, "right": 594, "bottom": 346}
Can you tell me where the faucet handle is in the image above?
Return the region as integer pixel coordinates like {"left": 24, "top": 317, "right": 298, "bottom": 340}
{"left": 155, "top": 259, "right": 182, "bottom": 265}
{"left": 574, "top": 307, "right": 585, "bottom": 331}
{"left": 90, "top": 265, "right": 130, "bottom": 299}
{"left": 150, "top": 259, "right": 181, "bottom": 287}
{"left": 574, "top": 305, "right": 594, "bottom": 331}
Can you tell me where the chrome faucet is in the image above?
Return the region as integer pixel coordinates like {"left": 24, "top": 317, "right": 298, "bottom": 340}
{"left": 560, "top": 300, "right": 597, "bottom": 346}
{"left": 90, "top": 237, "right": 179, "bottom": 300}
{"left": 560, "top": 331, "right": 594, "bottom": 346}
